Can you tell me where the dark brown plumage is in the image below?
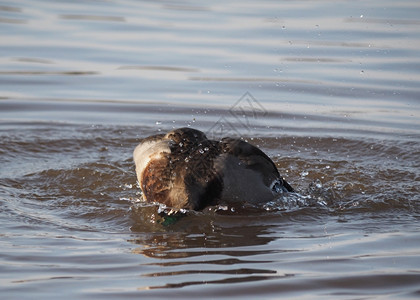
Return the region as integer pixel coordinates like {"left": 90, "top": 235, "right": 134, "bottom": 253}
{"left": 133, "top": 127, "right": 294, "bottom": 210}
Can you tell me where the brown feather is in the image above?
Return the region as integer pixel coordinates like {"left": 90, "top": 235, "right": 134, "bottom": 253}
{"left": 134, "top": 127, "right": 294, "bottom": 210}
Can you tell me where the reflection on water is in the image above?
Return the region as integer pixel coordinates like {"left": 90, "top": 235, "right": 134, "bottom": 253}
{"left": 1, "top": 0, "right": 420, "bottom": 298}
{"left": 129, "top": 207, "right": 293, "bottom": 290}
{"left": 0, "top": 70, "right": 98, "bottom": 75}
{"left": 59, "top": 15, "right": 126, "bottom": 22}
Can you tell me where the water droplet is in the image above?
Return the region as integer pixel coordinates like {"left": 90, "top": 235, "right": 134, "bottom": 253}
{"left": 300, "top": 171, "right": 309, "bottom": 177}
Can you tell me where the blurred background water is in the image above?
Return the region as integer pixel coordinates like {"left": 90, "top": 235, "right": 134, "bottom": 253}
{"left": 0, "top": 0, "right": 419, "bottom": 299}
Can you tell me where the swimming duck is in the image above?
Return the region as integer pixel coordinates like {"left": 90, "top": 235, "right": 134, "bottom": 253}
{"left": 133, "top": 127, "right": 294, "bottom": 211}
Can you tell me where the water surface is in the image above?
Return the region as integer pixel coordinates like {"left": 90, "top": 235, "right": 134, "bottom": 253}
{"left": 1, "top": 0, "right": 420, "bottom": 299}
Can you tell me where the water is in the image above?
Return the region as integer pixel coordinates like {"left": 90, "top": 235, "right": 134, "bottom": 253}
{"left": 1, "top": 0, "right": 420, "bottom": 299}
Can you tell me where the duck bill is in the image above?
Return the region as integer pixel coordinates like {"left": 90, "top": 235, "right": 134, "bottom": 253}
{"left": 282, "top": 179, "right": 295, "bottom": 193}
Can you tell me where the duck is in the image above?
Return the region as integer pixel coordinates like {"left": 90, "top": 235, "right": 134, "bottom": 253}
{"left": 133, "top": 127, "right": 294, "bottom": 211}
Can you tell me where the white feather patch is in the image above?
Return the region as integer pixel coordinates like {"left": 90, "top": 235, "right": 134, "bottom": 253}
{"left": 133, "top": 139, "right": 171, "bottom": 186}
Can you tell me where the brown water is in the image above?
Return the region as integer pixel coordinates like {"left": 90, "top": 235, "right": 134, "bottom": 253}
{"left": 1, "top": 1, "right": 420, "bottom": 299}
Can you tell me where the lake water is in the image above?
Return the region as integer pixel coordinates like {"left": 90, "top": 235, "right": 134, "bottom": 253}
{"left": 1, "top": 0, "right": 420, "bottom": 299}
